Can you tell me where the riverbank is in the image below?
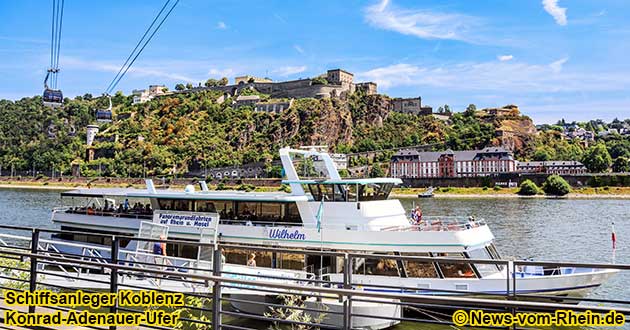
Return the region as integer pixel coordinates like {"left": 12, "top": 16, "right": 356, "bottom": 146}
{"left": 392, "top": 187, "right": 630, "bottom": 199}
{"left": 2, "top": 181, "right": 630, "bottom": 199}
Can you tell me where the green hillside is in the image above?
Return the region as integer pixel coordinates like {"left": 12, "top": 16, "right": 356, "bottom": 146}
{"left": 0, "top": 90, "right": 551, "bottom": 177}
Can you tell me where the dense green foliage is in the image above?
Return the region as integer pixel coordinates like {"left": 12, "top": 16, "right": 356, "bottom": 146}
{"left": 542, "top": 175, "right": 571, "bottom": 196}
{"left": 1, "top": 90, "right": 627, "bottom": 178}
{"left": 582, "top": 143, "right": 612, "bottom": 173}
{"left": 612, "top": 157, "right": 629, "bottom": 173}
{"left": 517, "top": 179, "right": 539, "bottom": 196}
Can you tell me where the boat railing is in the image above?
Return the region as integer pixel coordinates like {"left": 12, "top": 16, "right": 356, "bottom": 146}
{"left": 54, "top": 206, "right": 153, "bottom": 220}
{"left": 381, "top": 216, "right": 487, "bottom": 232}
{"left": 218, "top": 217, "right": 485, "bottom": 233}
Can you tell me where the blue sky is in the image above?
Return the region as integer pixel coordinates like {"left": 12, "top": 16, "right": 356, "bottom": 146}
{"left": 1, "top": 0, "right": 629, "bottom": 123}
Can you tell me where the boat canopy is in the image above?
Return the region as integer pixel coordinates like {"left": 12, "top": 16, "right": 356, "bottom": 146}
{"left": 128, "top": 190, "right": 309, "bottom": 203}
{"left": 61, "top": 188, "right": 148, "bottom": 198}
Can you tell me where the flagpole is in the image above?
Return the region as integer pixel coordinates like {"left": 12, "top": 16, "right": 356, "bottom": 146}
{"left": 611, "top": 222, "right": 616, "bottom": 264}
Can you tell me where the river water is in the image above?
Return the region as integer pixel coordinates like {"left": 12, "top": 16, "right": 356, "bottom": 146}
{"left": 0, "top": 189, "right": 628, "bottom": 327}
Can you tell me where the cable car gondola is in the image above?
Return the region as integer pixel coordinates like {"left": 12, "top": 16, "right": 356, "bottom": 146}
{"left": 43, "top": 69, "right": 63, "bottom": 108}
{"left": 95, "top": 94, "right": 113, "bottom": 123}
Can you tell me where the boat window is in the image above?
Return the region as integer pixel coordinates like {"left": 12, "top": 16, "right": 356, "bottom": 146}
{"left": 234, "top": 201, "right": 302, "bottom": 224}
{"left": 467, "top": 248, "right": 500, "bottom": 278}
{"left": 278, "top": 252, "right": 305, "bottom": 270}
{"left": 435, "top": 253, "right": 476, "bottom": 278}
{"left": 307, "top": 185, "right": 322, "bottom": 201}
{"left": 347, "top": 185, "right": 358, "bottom": 202}
{"left": 401, "top": 253, "right": 438, "bottom": 278}
{"left": 223, "top": 248, "right": 272, "bottom": 268}
{"left": 285, "top": 203, "right": 301, "bottom": 223}
{"left": 158, "top": 199, "right": 174, "bottom": 210}
{"left": 486, "top": 244, "right": 504, "bottom": 271}
{"left": 359, "top": 253, "right": 401, "bottom": 277}
{"left": 214, "top": 201, "right": 234, "bottom": 219}
{"left": 305, "top": 184, "right": 355, "bottom": 202}
{"left": 158, "top": 199, "right": 195, "bottom": 212}
{"left": 196, "top": 200, "right": 217, "bottom": 212}
{"left": 358, "top": 183, "right": 394, "bottom": 201}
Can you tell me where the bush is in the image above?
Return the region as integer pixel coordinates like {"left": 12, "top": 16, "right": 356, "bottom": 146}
{"left": 278, "top": 184, "right": 291, "bottom": 193}
{"left": 237, "top": 183, "right": 255, "bottom": 192}
{"left": 493, "top": 186, "right": 502, "bottom": 191}
{"left": 542, "top": 175, "right": 571, "bottom": 196}
{"left": 517, "top": 179, "right": 539, "bottom": 196}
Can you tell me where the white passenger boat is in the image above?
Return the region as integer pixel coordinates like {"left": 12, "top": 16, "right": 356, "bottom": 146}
{"left": 44, "top": 147, "right": 616, "bottom": 325}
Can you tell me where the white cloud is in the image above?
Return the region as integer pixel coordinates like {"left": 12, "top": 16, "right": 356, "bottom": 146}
{"left": 293, "top": 45, "right": 305, "bottom": 54}
{"left": 217, "top": 21, "right": 228, "bottom": 29}
{"left": 364, "top": 0, "right": 478, "bottom": 41}
{"left": 549, "top": 57, "right": 568, "bottom": 73}
{"left": 542, "top": 0, "right": 567, "bottom": 26}
{"left": 358, "top": 58, "right": 630, "bottom": 93}
{"left": 498, "top": 55, "right": 514, "bottom": 62}
{"left": 272, "top": 65, "right": 307, "bottom": 77}
{"left": 62, "top": 56, "right": 197, "bottom": 82}
{"left": 208, "top": 68, "right": 234, "bottom": 77}
{"left": 358, "top": 64, "right": 424, "bottom": 88}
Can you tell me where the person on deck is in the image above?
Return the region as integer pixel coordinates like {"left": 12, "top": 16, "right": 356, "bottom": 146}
{"left": 154, "top": 235, "right": 167, "bottom": 258}
{"left": 247, "top": 253, "right": 257, "bottom": 267}
{"left": 414, "top": 206, "right": 423, "bottom": 225}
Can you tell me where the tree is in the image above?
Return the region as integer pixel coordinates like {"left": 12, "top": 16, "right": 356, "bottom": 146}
{"left": 185, "top": 83, "right": 193, "bottom": 89}
{"left": 582, "top": 143, "right": 612, "bottom": 173}
{"left": 174, "top": 83, "right": 185, "bottom": 91}
{"left": 247, "top": 77, "right": 255, "bottom": 83}
{"left": 517, "top": 179, "right": 539, "bottom": 196}
{"left": 219, "top": 77, "right": 229, "bottom": 86}
{"left": 311, "top": 77, "right": 327, "bottom": 85}
{"left": 533, "top": 149, "right": 552, "bottom": 161}
{"left": 612, "top": 157, "right": 629, "bottom": 173}
{"left": 542, "top": 175, "right": 571, "bottom": 196}
{"left": 369, "top": 164, "right": 385, "bottom": 178}
{"left": 443, "top": 104, "right": 451, "bottom": 114}
{"left": 205, "top": 78, "right": 219, "bottom": 87}
{"left": 464, "top": 104, "right": 476, "bottom": 116}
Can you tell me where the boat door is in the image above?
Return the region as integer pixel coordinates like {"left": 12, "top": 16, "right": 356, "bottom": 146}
{"left": 136, "top": 221, "right": 169, "bottom": 264}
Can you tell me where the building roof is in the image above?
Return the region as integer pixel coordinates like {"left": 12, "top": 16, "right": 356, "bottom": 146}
{"left": 327, "top": 68, "right": 354, "bottom": 76}
{"left": 518, "top": 161, "right": 586, "bottom": 167}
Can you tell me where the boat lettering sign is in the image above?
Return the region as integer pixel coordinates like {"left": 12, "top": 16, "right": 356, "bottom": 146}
{"left": 268, "top": 228, "right": 306, "bottom": 241}
{"left": 154, "top": 211, "right": 218, "bottom": 228}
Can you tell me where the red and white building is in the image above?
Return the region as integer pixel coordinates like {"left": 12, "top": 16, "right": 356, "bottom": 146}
{"left": 390, "top": 147, "right": 517, "bottom": 178}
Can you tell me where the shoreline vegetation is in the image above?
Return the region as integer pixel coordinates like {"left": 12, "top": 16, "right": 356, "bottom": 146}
{"left": 1, "top": 180, "right": 629, "bottom": 199}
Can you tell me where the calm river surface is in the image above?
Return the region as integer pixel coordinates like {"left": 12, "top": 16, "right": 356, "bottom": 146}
{"left": 1, "top": 188, "right": 628, "bottom": 328}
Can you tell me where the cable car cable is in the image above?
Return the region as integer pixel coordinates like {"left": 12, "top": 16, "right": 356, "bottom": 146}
{"left": 105, "top": 0, "right": 179, "bottom": 95}
{"left": 106, "top": 0, "right": 179, "bottom": 94}
{"left": 53, "top": 0, "right": 65, "bottom": 88}
{"left": 104, "top": 0, "right": 173, "bottom": 94}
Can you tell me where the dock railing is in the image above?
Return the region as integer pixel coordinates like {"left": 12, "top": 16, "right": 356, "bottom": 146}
{"left": 0, "top": 224, "right": 629, "bottom": 330}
